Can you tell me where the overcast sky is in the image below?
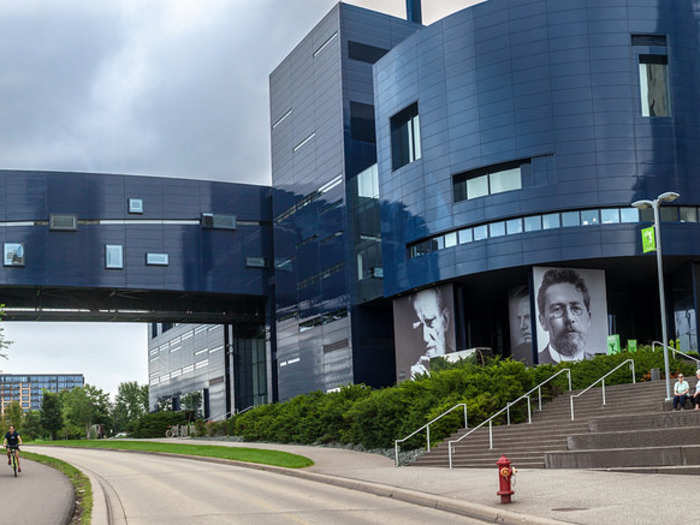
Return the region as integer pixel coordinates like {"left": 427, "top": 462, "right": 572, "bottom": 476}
{"left": 0, "top": 0, "right": 483, "bottom": 398}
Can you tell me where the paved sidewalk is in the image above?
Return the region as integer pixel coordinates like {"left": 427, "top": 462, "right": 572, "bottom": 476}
{"left": 154, "top": 437, "right": 694, "bottom": 525}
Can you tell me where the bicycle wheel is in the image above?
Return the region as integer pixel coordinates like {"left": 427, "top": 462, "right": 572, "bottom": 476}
{"left": 12, "top": 454, "right": 16, "bottom": 477}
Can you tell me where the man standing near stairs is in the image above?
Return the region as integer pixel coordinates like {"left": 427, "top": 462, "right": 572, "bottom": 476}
{"left": 692, "top": 370, "right": 700, "bottom": 410}
{"left": 673, "top": 373, "right": 690, "bottom": 410}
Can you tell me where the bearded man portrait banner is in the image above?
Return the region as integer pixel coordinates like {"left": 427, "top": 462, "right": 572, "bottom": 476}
{"left": 533, "top": 266, "right": 608, "bottom": 364}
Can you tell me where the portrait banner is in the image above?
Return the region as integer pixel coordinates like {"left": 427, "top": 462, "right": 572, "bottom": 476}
{"left": 508, "top": 284, "right": 534, "bottom": 365}
{"left": 393, "top": 284, "right": 456, "bottom": 382}
{"left": 533, "top": 266, "right": 608, "bottom": 364}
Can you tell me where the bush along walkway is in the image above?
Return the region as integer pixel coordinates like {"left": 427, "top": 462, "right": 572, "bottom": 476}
{"left": 23, "top": 450, "right": 92, "bottom": 525}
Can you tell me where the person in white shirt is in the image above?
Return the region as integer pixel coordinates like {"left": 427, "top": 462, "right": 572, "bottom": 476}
{"left": 691, "top": 370, "right": 700, "bottom": 411}
{"left": 673, "top": 373, "right": 690, "bottom": 410}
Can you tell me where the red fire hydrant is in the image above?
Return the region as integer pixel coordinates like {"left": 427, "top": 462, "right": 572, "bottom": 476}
{"left": 497, "top": 455, "right": 515, "bottom": 504}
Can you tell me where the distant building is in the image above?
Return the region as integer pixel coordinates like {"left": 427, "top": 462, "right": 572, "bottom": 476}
{"left": 0, "top": 374, "right": 85, "bottom": 413}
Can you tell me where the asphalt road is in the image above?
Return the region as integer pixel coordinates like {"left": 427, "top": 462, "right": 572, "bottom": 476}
{"left": 29, "top": 446, "right": 486, "bottom": 525}
{"left": 0, "top": 457, "right": 74, "bottom": 525}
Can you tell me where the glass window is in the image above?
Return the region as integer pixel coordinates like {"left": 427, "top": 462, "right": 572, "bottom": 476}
{"left": 3, "top": 243, "right": 24, "bottom": 267}
{"left": 601, "top": 209, "right": 620, "bottom": 224}
{"left": 660, "top": 207, "right": 679, "bottom": 222}
{"left": 473, "top": 224, "right": 488, "bottom": 241}
{"left": 146, "top": 253, "right": 169, "bottom": 266}
{"left": 444, "top": 231, "right": 457, "bottom": 248}
{"left": 246, "top": 257, "right": 267, "bottom": 268}
{"left": 506, "top": 218, "right": 522, "bottom": 235}
{"left": 639, "top": 208, "right": 654, "bottom": 222}
{"left": 434, "top": 236, "right": 445, "bottom": 250}
{"left": 458, "top": 228, "right": 472, "bottom": 244}
{"left": 105, "top": 245, "right": 123, "bottom": 269}
{"left": 561, "top": 211, "right": 580, "bottom": 227}
{"left": 128, "top": 198, "right": 144, "bottom": 214}
{"left": 639, "top": 54, "right": 671, "bottom": 117}
{"left": 524, "top": 215, "right": 542, "bottom": 232}
{"left": 390, "top": 103, "right": 421, "bottom": 170}
{"left": 542, "top": 213, "right": 560, "bottom": 230}
{"left": 620, "top": 208, "right": 640, "bottom": 223}
{"left": 581, "top": 210, "right": 600, "bottom": 226}
{"left": 489, "top": 167, "right": 522, "bottom": 194}
{"left": 201, "top": 213, "right": 237, "bottom": 230}
{"left": 357, "top": 164, "right": 379, "bottom": 199}
{"left": 467, "top": 175, "right": 489, "bottom": 200}
{"left": 680, "top": 207, "right": 697, "bottom": 223}
{"left": 489, "top": 221, "right": 505, "bottom": 237}
{"left": 350, "top": 102, "right": 376, "bottom": 143}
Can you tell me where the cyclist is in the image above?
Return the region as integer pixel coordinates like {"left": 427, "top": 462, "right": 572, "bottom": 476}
{"left": 3, "top": 425, "right": 22, "bottom": 473}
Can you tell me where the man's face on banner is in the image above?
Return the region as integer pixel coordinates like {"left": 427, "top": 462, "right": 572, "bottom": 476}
{"left": 412, "top": 289, "right": 449, "bottom": 357}
{"left": 539, "top": 282, "right": 591, "bottom": 357}
{"left": 516, "top": 295, "right": 532, "bottom": 344}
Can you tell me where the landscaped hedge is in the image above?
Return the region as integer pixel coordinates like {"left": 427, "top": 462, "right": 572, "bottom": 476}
{"left": 130, "top": 411, "right": 188, "bottom": 438}
{"left": 215, "top": 347, "right": 697, "bottom": 450}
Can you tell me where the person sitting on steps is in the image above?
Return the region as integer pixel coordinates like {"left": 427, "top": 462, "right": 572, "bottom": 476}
{"left": 673, "top": 373, "right": 690, "bottom": 410}
{"left": 691, "top": 370, "right": 700, "bottom": 411}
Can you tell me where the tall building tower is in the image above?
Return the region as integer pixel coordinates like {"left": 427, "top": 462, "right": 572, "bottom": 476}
{"left": 270, "top": 3, "right": 420, "bottom": 400}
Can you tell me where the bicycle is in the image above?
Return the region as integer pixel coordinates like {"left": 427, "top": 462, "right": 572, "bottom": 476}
{"left": 6, "top": 447, "right": 19, "bottom": 477}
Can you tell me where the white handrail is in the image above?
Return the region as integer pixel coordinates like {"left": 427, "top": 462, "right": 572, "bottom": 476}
{"left": 652, "top": 340, "right": 700, "bottom": 365}
{"left": 394, "top": 403, "right": 467, "bottom": 467}
{"left": 569, "top": 358, "right": 635, "bottom": 421}
{"left": 447, "top": 368, "right": 571, "bottom": 469}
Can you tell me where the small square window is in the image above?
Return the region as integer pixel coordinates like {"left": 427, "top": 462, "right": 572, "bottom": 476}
{"left": 679, "top": 207, "right": 697, "bottom": 223}
{"left": 105, "top": 245, "right": 124, "bottom": 269}
{"left": 506, "top": 218, "right": 523, "bottom": 235}
{"left": 524, "top": 216, "right": 542, "bottom": 232}
{"left": 467, "top": 175, "right": 489, "bottom": 200}
{"left": 3, "top": 243, "right": 24, "bottom": 267}
{"left": 146, "top": 253, "right": 169, "bottom": 266}
{"left": 601, "top": 209, "right": 620, "bottom": 224}
{"left": 128, "top": 198, "right": 144, "bottom": 214}
{"left": 473, "top": 225, "right": 488, "bottom": 241}
{"left": 542, "top": 213, "right": 560, "bottom": 230}
{"left": 444, "top": 232, "right": 457, "bottom": 248}
{"left": 581, "top": 210, "right": 600, "bottom": 226}
{"left": 434, "top": 236, "right": 445, "bottom": 250}
{"left": 561, "top": 211, "right": 580, "bottom": 227}
{"left": 245, "top": 256, "right": 267, "bottom": 268}
{"left": 390, "top": 103, "right": 421, "bottom": 170}
{"left": 458, "top": 228, "right": 472, "bottom": 244}
{"left": 489, "top": 221, "right": 505, "bottom": 237}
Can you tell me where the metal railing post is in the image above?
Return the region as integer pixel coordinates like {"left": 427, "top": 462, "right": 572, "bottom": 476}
{"left": 463, "top": 403, "right": 468, "bottom": 429}
{"left": 631, "top": 360, "right": 636, "bottom": 384}
{"left": 506, "top": 403, "right": 511, "bottom": 426}
{"left": 426, "top": 425, "right": 431, "bottom": 452}
{"left": 567, "top": 369, "right": 572, "bottom": 391}
{"left": 527, "top": 395, "right": 532, "bottom": 424}
{"left": 489, "top": 420, "right": 493, "bottom": 449}
{"left": 570, "top": 395, "right": 575, "bottom": 421}
{"left": 394, "top": 441, "right": 399, "bottom": 467}
{"left": 538, "top": 386, "right": 542, "bottom": 411}
{"left": 448, "top": 442, "right": 453, "bottom": 469}
{"left": 602, "top": 380, "right": 606, "bottom": 406}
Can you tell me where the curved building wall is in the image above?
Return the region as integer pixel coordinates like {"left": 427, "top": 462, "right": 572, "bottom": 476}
{"left": 373, "top": 0, "right": 700, "bottom": 297}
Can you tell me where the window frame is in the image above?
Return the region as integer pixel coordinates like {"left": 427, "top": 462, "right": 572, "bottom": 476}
{"left": 105, "top": 244, "right": 124, "bottom": 270}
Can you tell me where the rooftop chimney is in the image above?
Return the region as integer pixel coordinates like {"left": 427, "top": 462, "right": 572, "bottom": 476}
{"left": 406, "top": 0, "right": 422, "bottom": 24}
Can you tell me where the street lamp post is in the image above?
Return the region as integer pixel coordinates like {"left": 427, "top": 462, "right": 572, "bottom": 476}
{"left": 632, "top": 191, "right": 680, "bottom": 401}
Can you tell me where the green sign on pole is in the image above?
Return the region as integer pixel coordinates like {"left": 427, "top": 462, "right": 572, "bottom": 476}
{"left": 607, "top": 334, "right": 621, "bottom": 355}
{"left": 627, "top": 339, "right": 637, "bottom": 353}
{"left": 642, "top": 226, "right": 656, "bottom": 253}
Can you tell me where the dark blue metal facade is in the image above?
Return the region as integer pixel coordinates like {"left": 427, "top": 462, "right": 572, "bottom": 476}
{"left": 374, "top": 0, "right": 700, "bottom": 297}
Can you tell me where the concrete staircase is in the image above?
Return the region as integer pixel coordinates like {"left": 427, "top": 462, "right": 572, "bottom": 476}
{"left": 412, "top": 380, "right": 667, "bottom": 468}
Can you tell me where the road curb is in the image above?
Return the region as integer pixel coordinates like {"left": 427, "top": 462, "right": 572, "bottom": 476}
{"left": 28, "top": 445, "right": 566, "bottom": 525}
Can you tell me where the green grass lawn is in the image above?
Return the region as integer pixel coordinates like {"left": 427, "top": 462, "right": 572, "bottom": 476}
{"left": 31, "top": 440, "right": 314, "bottom": 468}
{"left": 23, "top": 451, "right": 92, "bottom": 525}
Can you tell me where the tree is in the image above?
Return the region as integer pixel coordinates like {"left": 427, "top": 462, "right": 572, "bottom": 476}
{"left": 0, "top": 304, "right": 12, "bottom": 359}
{"left": 62, "top": 385, "right": 111, "bottom": 439}
{"left": 112, "top": 382, "right": 149, "bottom": 433}
{"left": 22, "top": 411, "right": 44, "bottom": 441}
{"left": 2, "top": 401, "right": 23, "bottom": 431}
{"left": 40, "top": 392, "right": 63, "bottom": 440}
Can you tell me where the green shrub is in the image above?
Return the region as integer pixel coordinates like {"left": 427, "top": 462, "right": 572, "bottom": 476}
{"left": 130, "top": 411, "right": 187, "bottom": 438}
